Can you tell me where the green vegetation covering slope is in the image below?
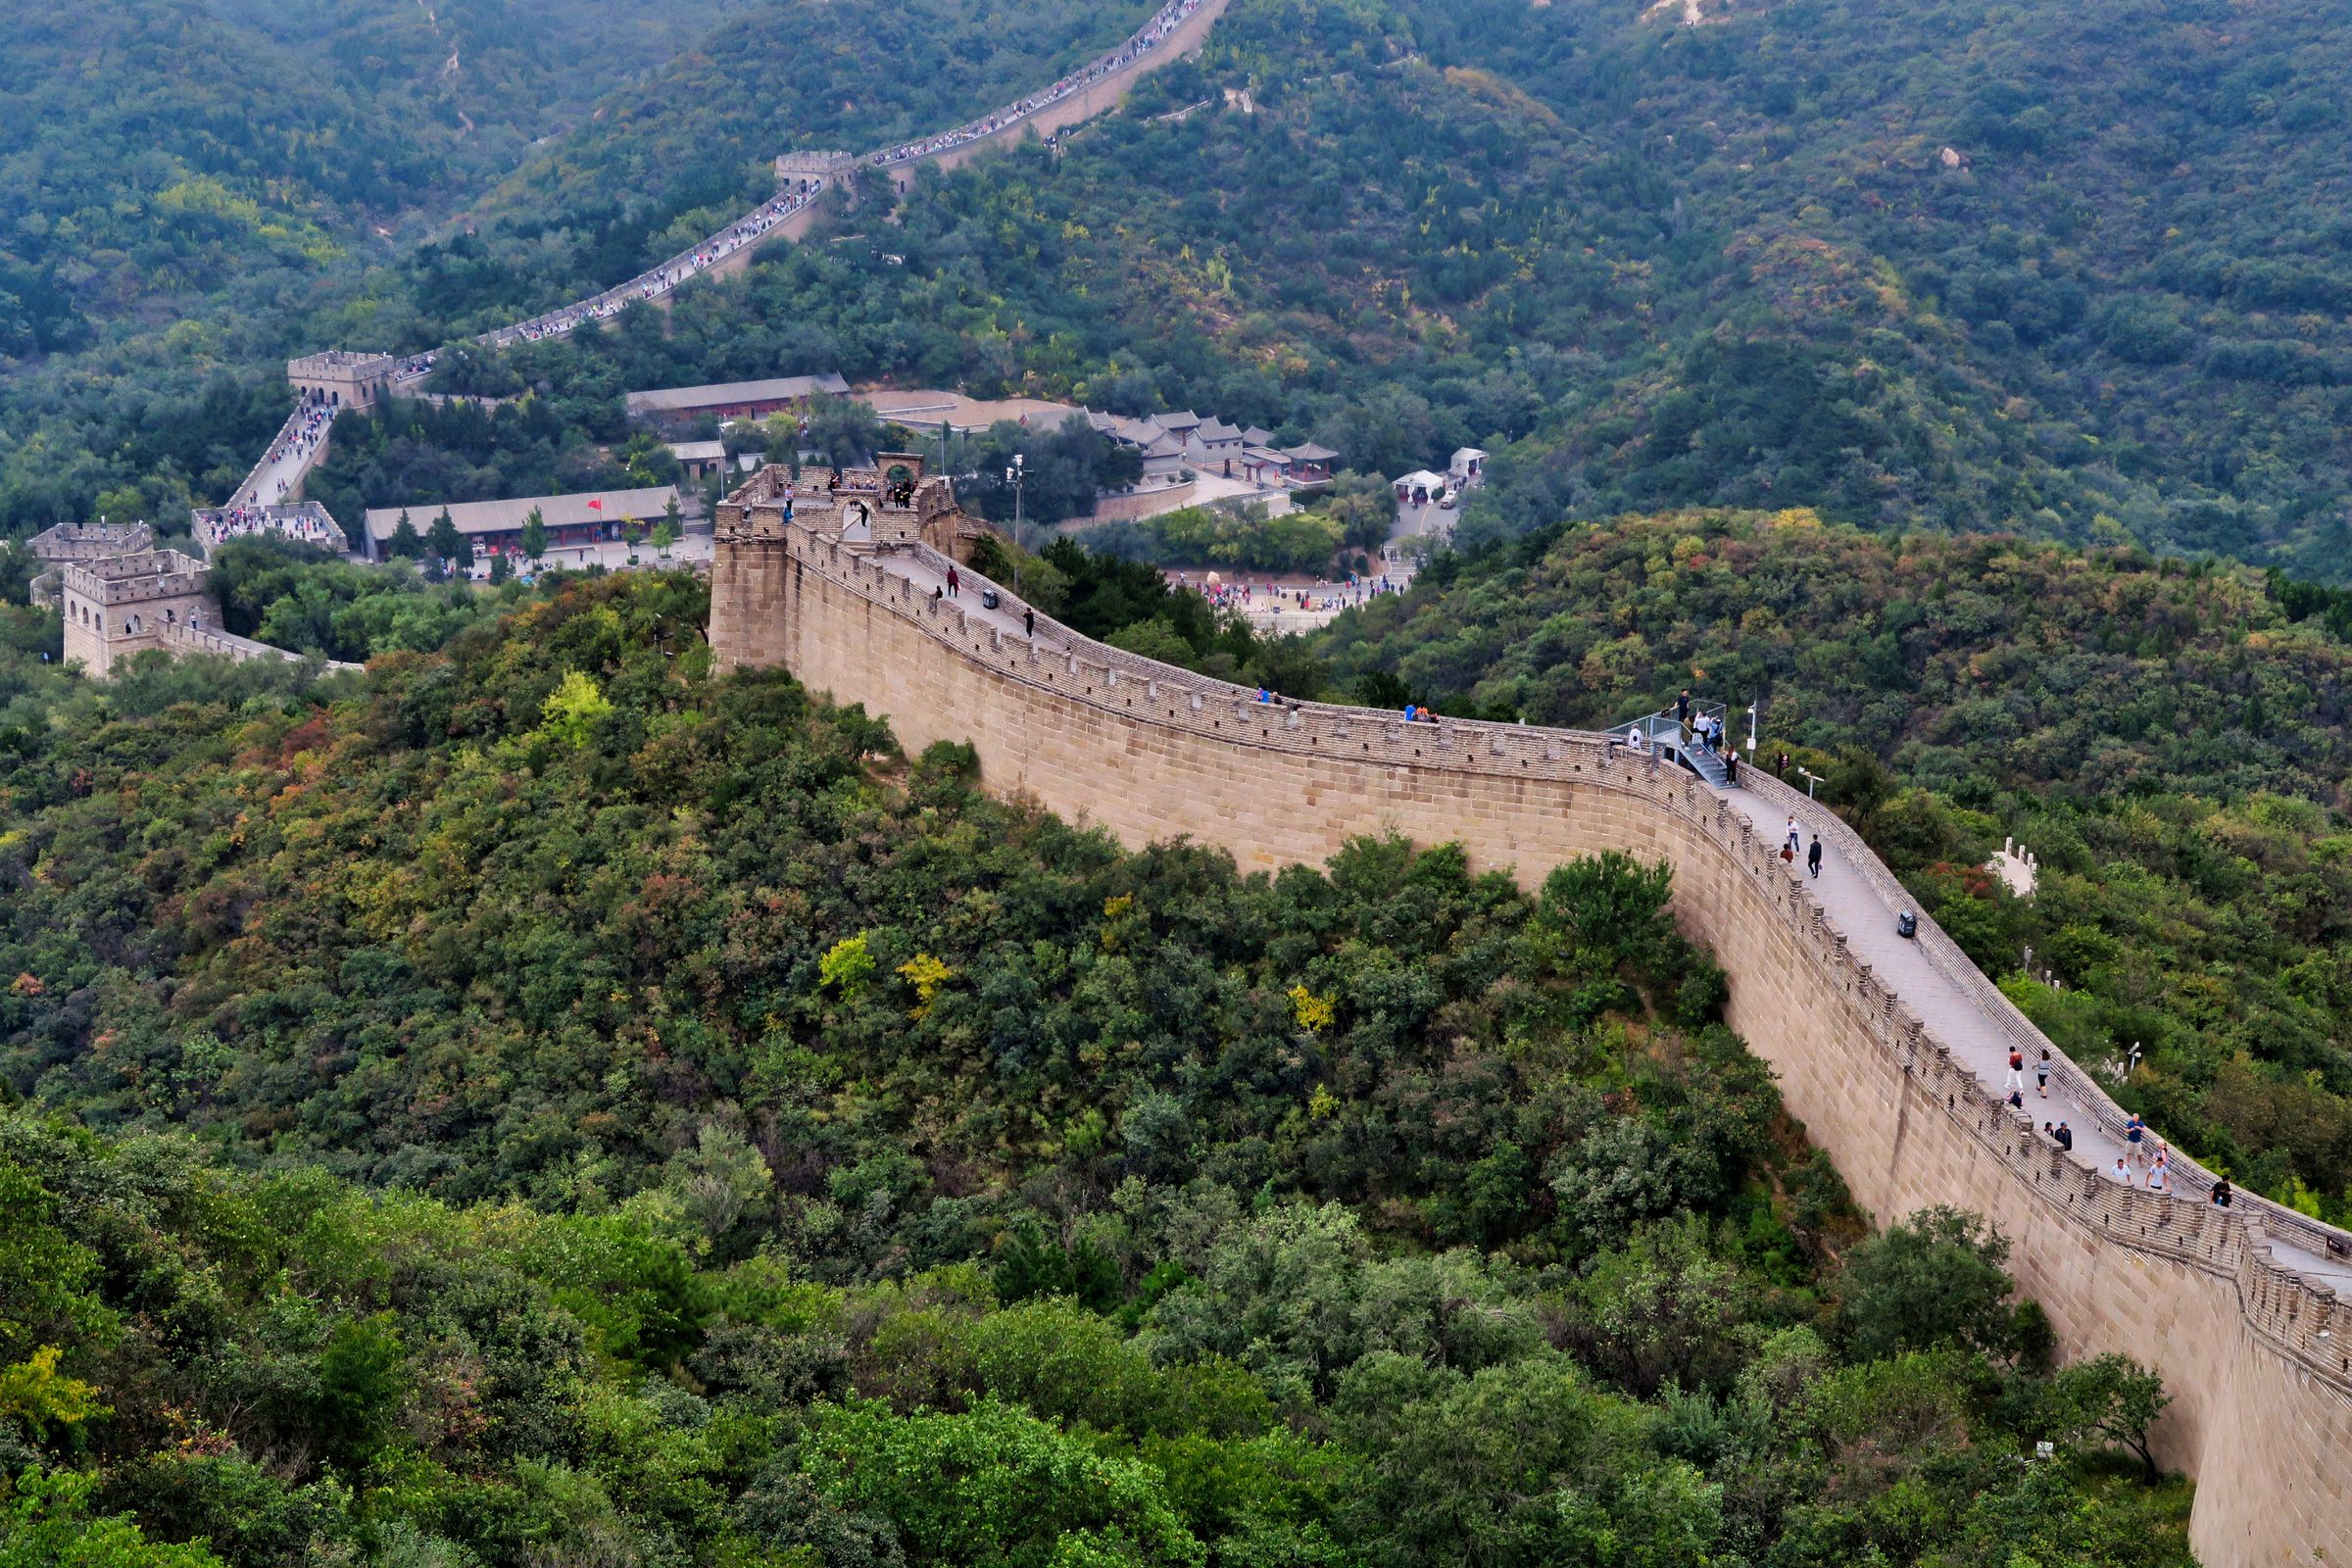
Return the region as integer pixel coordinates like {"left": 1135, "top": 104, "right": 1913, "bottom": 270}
{"left": 19, "top": 0, "right": 2352, "bottom": 577}
{"left": 388, "top": 0, "right": 1167, "bottom": 339}
{"left": 0, "top": 0, "right": 727, "bottom": 346}
{"left": 0, "top": 0, "right": 1159, "bottom": 538}
{"left": 483, "top": 0, "right": 2352, "bottom": 572}
{"left": 1320, "top": 510, "right": 2352, "bottom": 1218}
{"left": 0, "top": 576, "right": 2194, "bottom": 1565}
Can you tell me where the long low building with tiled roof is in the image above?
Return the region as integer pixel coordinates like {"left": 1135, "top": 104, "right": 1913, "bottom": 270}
{"left": 622, "top": 374, "right": 852, "bottom": 426}
{"left": 362, "top": 487, "right": 684, "bottom": 560}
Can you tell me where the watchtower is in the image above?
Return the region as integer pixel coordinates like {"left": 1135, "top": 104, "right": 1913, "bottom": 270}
{"left": 287, "top": 351, "right": 397, "bottom": 412}
{"left": 774, "top": 151, "right": 858, "bottom": 194}
{"left": 59, "top": 551, "right": 220, "bottom": 676}
{"left": 27, "top": 520, "right": 156, "bottom": 564}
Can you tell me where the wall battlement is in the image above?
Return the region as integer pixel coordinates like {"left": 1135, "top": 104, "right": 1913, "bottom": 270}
{"left": 62, "top": 550, "right": 209, "bottom": 603}
{"left": 710, "top": 517, "right": 2352, "bottom": 1567}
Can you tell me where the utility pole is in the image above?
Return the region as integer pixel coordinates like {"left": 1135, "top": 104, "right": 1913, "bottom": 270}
{"left": 1746, "top": 701, "right": 1759, "bottom": 758}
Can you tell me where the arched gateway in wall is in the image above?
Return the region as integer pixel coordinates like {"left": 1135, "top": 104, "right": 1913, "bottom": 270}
{"left": 709, "top": 487, "right": 2352, "bottom": 1568}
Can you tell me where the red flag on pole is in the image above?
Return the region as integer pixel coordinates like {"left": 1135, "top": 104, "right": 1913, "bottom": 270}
{"left": 588, "top": 498, "right": 604, "bottom": 511}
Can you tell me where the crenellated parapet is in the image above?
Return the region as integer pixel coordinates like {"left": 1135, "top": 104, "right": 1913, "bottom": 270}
{"left": 28, "top": 520, "right": 156, "bottom": 563}
{"left": 709, "top": 516, "right": 2352, "bottom": 1566}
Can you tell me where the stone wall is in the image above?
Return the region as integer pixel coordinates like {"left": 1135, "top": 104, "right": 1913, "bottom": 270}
{"left": 886, "top": 0, "right": 1233, "bottom": 190}
{"left": 157, "top": 620, "right": 365, "bottom": 673}
{"left": 1076, "top": 479, "right": 1199, "bottom": 526}
{"left": 710, "top": 522, "right": 2352, "bottom": 1567}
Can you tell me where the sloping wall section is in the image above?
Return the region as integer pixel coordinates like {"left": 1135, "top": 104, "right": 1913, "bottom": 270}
{"left": 710, "top": 517, "right": 2352, "bottom": 1568}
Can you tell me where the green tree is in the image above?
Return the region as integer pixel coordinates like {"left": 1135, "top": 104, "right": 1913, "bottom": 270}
{"left": 519, "top": 506, "right": 548, "bottom": 568}
{"left": 2042, "top": 1352, "right": 2172, "bottom": 1480}
{"left": 1838, "top": 1205, "right": 2019, "bottom": 1361}
{"left": 0, "top": 1470, "right": 223, "bottom": 1568}
{"left": 386, "top": 510, "right": 421, "bottom": 560}
{"left": 539, "top": 669, "right": 615, "bottom": 749}
{"left": 801, "top": 1398, "right": 1204, "bottom": 1568}
{"left": 1323, "top": 470, "right": 1397, "bottom": 554}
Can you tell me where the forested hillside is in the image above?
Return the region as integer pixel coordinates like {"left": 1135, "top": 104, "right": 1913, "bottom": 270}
{"left": 438, "top": 0, "right": 1164, "bottom": 322}
{"left": 0, "top": 0, "right": 1158, "bottom": 538}
{"left": 16, "top": 0, "right": 2352, "bottom": 576}
{"left": 0, "top": 575, "right": 2195, "bottom": 1566}
{"left": 1319, "top": 510, "right": 2352, "bottom": 1219}
{"left": 497, "top": 0, "right": 2352, "bottom": 573}
{"left": 0, "top": 0, "right": 726, "bottom": 346}
{"left": 0, "top": 0, "right": 717, "bottom": 538}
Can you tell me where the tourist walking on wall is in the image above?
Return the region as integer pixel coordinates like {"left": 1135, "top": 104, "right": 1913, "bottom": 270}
{"left": 2111, "top": 1155, "right": 2131, "bottom": 1183}
{"left": 946, "top": 564, "right": 960, "bottom": 597}
{"left": 1786, "top": 816, "right": 1800, "bottom": 855}
{"left": 2005, "top": 1048, "right": 2026, "bottom": 1095}
{"left": 1023, "top": 607, "right": 1036, "bottom": 638}
{"left": 2211, "top": 1177, "right": 2233, "bottom": 1208}
{"left": 2124, "top": 1113, "right": 2148, "bottom": 1172}
{"left": 2035, "top": 1049, "right": 2050, "bottom": 1097}
{"left": 1807, "top": 835, "right": 1823, "bottom": 879}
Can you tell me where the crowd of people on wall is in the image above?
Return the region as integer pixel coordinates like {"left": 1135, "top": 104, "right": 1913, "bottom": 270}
{"left": 481, "top": 183, "right": 826, "bottom": 349}
{"left": 1173, "top": 569, "right": 1402, "bottom": 615}
{"left": 876, "top": 0, "right": 1207, "bottom": 165}
{"left": 233, "top": 401, "right": 340, "bottom": 508}
{"left": 193, "top": 504, "right": 344, "bottom": 558}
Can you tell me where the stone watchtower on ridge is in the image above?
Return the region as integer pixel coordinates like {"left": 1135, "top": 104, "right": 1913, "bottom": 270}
{"left": 59, "top": 551, "right": 220, "bottom": 676}
{"left": 775, "top": 151, "right": 858, "bottom": 195}
{"left": 25, "top": 520, "right": 157, "bottom": 608}
{"left": 709, "top": 454, "right": 1001, "bottom": 670}
{"left": 287, "top": 351, "right": 397, "bottom": 412}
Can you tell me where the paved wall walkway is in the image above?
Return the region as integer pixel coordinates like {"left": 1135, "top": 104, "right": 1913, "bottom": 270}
{"left": 1715, "top": 777, "right": 2352, "bottom": 1291}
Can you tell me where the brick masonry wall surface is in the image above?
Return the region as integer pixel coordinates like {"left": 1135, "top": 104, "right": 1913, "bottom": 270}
{"left": 62, "top": 583, "right": 220, "bottom": 675}
{"left": 709, "top": 523, "right": 2352, "bottom": 1568}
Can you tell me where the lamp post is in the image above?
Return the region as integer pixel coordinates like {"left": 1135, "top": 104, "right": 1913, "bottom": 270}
{"left": 1795, "top": 765, "right": 1822, "bottom": 799}
{"left": 1746, "top": 701, "right": 1759, "bottom": 757}
{"left": 1004, "top": 453, "right": 1026, "bottom": 596}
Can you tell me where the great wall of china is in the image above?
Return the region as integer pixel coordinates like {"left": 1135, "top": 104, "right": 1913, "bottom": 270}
{"left": 35, "top": 3, "right": 2352, "bottom": 1551}
{"left": 37, "top": 0, "right": 1226, "bottom": 674}
{"left": 708, "top": 470, "right": 2352, "bottom": 1568}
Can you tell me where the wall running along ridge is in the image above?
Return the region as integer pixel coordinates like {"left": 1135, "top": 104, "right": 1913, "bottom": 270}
{"left": 709, "top": 514, "right": 2352, "bottom": 1568}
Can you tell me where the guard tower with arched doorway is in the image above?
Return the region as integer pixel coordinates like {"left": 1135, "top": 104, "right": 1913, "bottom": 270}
{"left": 59, "top": 551, "right": 220, "bottom": 675}
{"left": 288, "top": 351, "right": 397, "bottom": 412}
